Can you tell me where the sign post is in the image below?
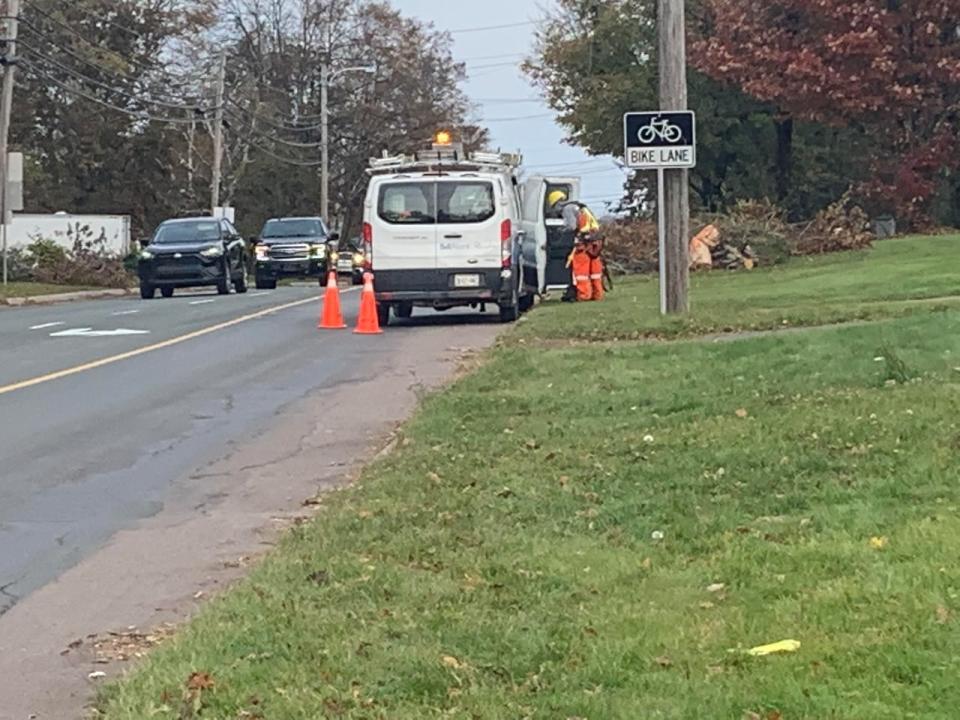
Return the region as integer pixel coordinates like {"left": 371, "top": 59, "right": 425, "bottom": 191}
{"left": 624, "top": 111, "right": 696, "bottom": 315}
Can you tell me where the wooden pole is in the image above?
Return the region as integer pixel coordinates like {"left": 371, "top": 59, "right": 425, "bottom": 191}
{"left": 0, "top": 0, "right": 19, "bottom": 286}
{"left": 658, "top": 0, "right": 689, "bottom": 313}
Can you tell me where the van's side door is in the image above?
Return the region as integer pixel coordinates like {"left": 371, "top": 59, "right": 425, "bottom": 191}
{"left": 369, "top": 180, "right": 438, "bottom": 270}
{"left": 520, "top": 177, "right": 547, "bottom": 293}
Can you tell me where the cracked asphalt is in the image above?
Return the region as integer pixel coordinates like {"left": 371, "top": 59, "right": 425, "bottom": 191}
{"left": 0, "top": 286, "right": 502, "bottom": 718}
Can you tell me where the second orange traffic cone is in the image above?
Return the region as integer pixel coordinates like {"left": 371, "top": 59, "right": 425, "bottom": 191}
{"left": 354, "top": 272, "right": 383, "bottom": 335}
{"left": 318, "top": 271, "right": 346, "bottom": 330}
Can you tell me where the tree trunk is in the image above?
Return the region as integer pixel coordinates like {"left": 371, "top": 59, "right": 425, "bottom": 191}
{"left": 775, "top": 116, "right": 794, "bottom": 203}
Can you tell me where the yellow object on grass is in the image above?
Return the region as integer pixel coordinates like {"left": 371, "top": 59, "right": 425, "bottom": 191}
{"left": 746, "top": 639, "right": 801, "bottom": 657}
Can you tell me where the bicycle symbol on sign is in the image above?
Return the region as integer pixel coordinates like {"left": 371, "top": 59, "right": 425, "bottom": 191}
{"left": 637, "top": 117, "right": 683, "bottom": 144}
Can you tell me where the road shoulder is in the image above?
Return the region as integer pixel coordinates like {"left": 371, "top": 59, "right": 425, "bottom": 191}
{"left": 0, "top": 324, "right": 498, "bottom": 720}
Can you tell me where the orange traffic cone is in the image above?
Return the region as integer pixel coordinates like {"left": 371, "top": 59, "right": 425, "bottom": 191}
{"left": 354, "top": 272, "right": 383, "bottom": 335}
{"left": 318, "top": 271, "right": 346, "bottom": 330}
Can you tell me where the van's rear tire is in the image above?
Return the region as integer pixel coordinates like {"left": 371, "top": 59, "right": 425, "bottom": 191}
{"left": 499, "top": 300, "right": 519, "bottom": 323}
{"left": 519, "top": 293, "right": 535, "bottom": 313}
{"left": 396, "top": 302, "right": 413, "bottom": 319}
{"left": 377, "top": 303, "right": 391, "bottom": 327}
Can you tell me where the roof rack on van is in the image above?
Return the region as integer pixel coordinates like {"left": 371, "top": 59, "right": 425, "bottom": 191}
{"left": 367, "top": 145, "right": 523, "bottom": 176}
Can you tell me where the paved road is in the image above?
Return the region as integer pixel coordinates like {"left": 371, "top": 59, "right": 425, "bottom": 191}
{"left": 0, "top": 286, "right": 496, "bottom": 615}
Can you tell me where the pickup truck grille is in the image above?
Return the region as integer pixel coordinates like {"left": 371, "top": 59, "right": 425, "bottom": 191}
{"left": 267, "top": 243, "right": 311, "bottom": 260}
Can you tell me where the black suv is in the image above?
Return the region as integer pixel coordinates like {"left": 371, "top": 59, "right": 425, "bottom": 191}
{"left": 138, "top": 217, "right": 248, "bottom": 299}
{"left": 253, "top": 217, "right": 339, "bottom": 290}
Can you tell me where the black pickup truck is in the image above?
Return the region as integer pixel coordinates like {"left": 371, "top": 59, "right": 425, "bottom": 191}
{"left": 253, "top": 217, "right": 339, "bottom": 289}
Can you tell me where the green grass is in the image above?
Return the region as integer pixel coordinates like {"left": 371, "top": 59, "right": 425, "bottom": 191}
{"left": 99, "top": 237, "right": 960, "bottom": 719}
{"left": 0, "top": 281, "right": 98, "bottom": 299}
{"left": 514, "top": 235, "right": 960, "bottom": 342}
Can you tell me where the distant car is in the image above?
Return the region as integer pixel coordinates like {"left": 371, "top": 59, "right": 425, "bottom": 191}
{"left": 138, "top": 217, "right": 248, "bottom": 299}
{"left": 253, "top": 216, "right": 339, "bottom": 290}
{"left": 334, "top": 240, "right": 366, "bottom": 285}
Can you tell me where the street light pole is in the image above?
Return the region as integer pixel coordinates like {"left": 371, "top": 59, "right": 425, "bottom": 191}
{"left": 320, "top": 64, "right": 330, "bottom": 222}
{"left": 320, "top": 64, "right": 375, "bottom": 224}
{"left": 210, "top": 49, "right": 226, "bottom": 217}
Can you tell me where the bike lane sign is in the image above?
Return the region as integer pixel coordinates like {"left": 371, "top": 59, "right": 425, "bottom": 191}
{"left": 623, "top": 111, "right": 696, "bottom": 170}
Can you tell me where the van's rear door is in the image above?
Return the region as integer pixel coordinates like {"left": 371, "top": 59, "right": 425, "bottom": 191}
{"left": 541, "top": 177, "right": 582, "bottom": 290}
{"left": 435, "top": 178, "right": 501, "bottom": 270}
{"left": 370, "top": 180, "right": 437, "bottom": 270}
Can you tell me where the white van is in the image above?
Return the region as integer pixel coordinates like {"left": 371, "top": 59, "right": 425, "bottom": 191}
{"left": 362, "top": 144, "right": 537, "bottom": 325}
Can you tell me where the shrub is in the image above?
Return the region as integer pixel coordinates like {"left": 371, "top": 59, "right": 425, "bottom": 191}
{"left": 28, "top": 230, "right": 133, "bottom": 288}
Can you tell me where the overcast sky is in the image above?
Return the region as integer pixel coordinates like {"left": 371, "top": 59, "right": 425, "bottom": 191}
{"left": 391, "top": 0, "right": 628, "bottom": 210}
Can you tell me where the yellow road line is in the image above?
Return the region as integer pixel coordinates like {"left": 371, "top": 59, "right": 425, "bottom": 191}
{"left": 0, "top": 294, "right": 332, "bottom": 397}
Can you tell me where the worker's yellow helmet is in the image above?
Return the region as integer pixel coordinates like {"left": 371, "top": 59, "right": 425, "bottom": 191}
{"left": 548, "top": 190, "right": 568, "bottom": 207}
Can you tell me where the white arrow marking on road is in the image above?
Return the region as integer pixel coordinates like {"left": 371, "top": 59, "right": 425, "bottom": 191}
{"left": 29, "top": 322, "right": 65, "bottom": 330}
{"left": 189, "top": 299, "right": 217, "bottom": 306}
{"left": 50, "top": 328, "right": 150, "bottom": 338}
{"left": 112, "top": 309, "right": 141, "bottom": 316}
{"left": 248, "top": 292, "right": 271, "bottom": 297}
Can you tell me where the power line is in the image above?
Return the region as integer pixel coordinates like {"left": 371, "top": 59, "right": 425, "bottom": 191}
{"left": 245, "top": 138, "right": 323, "bottom": 167}
{"left": 449, "top": 20, "right": 536, "bottom": 34}
{"left": 25, "top": 3, "right": 167, "bottom": 77}
{"left": 18, "top": 18, "right": 200, "bottom": 100}
{"left": 481, "top": 112, "right": 554, "bottom": 122}
{"left": 458, "top": 52, "right": 525, "bottom": 62}
{"left": 225, "top": 96, "right": 323, "bottom": 133}
{"left": 473, "top": 97, "right": 543, "bottom": 104}
{"left": 466, "top": 60, "right": 523, "bottom": 71}
{"left": 19, "top": 59, "right": 202, "bottom": 125}
{"left": 46, "top": 0, "right": 153, "bottom": 39}
{"left": 223, "top": 108, "right": 322, "bottom": 148}
{"left": 19, "top": 40, "right": 209, "bottom": 113}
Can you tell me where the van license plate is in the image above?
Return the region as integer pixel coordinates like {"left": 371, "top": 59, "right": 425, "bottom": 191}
{"left": 454, "top": 274, "right": 481, "bottom": 288}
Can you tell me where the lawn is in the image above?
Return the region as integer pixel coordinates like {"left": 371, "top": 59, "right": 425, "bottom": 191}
{"left": 0, "top": 281, "right": 98, "bottom": 299}
{"left": 98, "top": 236, "right": 960, "bottom": 719}
{"left": 514, "top": 234, "right": 960, "bottom": 342}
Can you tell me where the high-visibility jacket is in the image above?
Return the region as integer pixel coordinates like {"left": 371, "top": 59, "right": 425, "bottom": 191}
{"left": 560, "top": 202, "right": 600, "bottom": 235}
{"left": 578, "top": 206, "right": 600, "bottom": 234}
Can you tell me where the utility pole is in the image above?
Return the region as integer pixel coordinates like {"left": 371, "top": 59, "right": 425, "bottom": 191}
{"left": 320, "top": 64, "right": 374, "bottom": 224}
{"left": 320, "top": 64, "right": 330, "bottom": 222}
{"left": 0, "top": 0, "right": 19, "bottom": 287}
{"left": 210, "top": 49, "right": 226, "bottom": 216}
{"left": 658, "top": 0, "right": 690, "bottom": 313}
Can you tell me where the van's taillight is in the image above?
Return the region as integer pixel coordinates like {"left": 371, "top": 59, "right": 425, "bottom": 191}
{"left": 500, "top": 219, "right": 512, "bottom": 268}
{"left": 362, "top": 222, "right": 373, "bottom": 270}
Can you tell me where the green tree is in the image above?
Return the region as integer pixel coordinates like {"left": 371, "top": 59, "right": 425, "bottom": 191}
{"left": 525, "top": 0, "right": 876, "bottom": 220}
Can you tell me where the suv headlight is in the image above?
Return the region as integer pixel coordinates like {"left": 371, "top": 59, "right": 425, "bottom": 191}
{"left": 311, "top": 244, "right": 327, "bottom": 257}
{"left": 255, "top": 245, "right": 269, "bottom": 260}
{"left": 139, "top": 249, "right": 154, "bottom": 260}
{"left": 200, "top": 245, "right": 224, "bottom": 258}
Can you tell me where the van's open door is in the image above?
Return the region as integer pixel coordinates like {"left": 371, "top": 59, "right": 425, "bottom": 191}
{"left": 520, "top": 176, "right": 582, "bottom": 294}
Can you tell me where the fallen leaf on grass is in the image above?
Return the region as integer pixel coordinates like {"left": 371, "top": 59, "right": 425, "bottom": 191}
{"left": 745, "top": 639, "right": 800, "bottom": 657}
{"left": 707, "top": 583, "right": 726, "bottom": 593}
{"left": 441, "top": 655, "right": 466, "bottom": 670}
{"left": 869, "top": 536, "right": 888, "bottom": 550}
{"left": 735, "top": 408, "right": 749, "bottom": 419}
{"left": 187, "top": 672, "right": 216, "bottom": 691}
{"left": 936, "top": 605, "right": 951, "bottom": 624}
{"left": 654, "top": 655, "right": 673, "bottom": 668}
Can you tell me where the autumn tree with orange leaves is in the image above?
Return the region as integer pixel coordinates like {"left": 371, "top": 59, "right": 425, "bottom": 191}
{"left": 694, "top": 0, "right": 960, "bottom": 228}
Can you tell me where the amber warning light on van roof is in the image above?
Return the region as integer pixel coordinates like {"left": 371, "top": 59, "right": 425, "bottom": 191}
{"left": 434, "top": 130, "right": 453, "bottom": 146}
